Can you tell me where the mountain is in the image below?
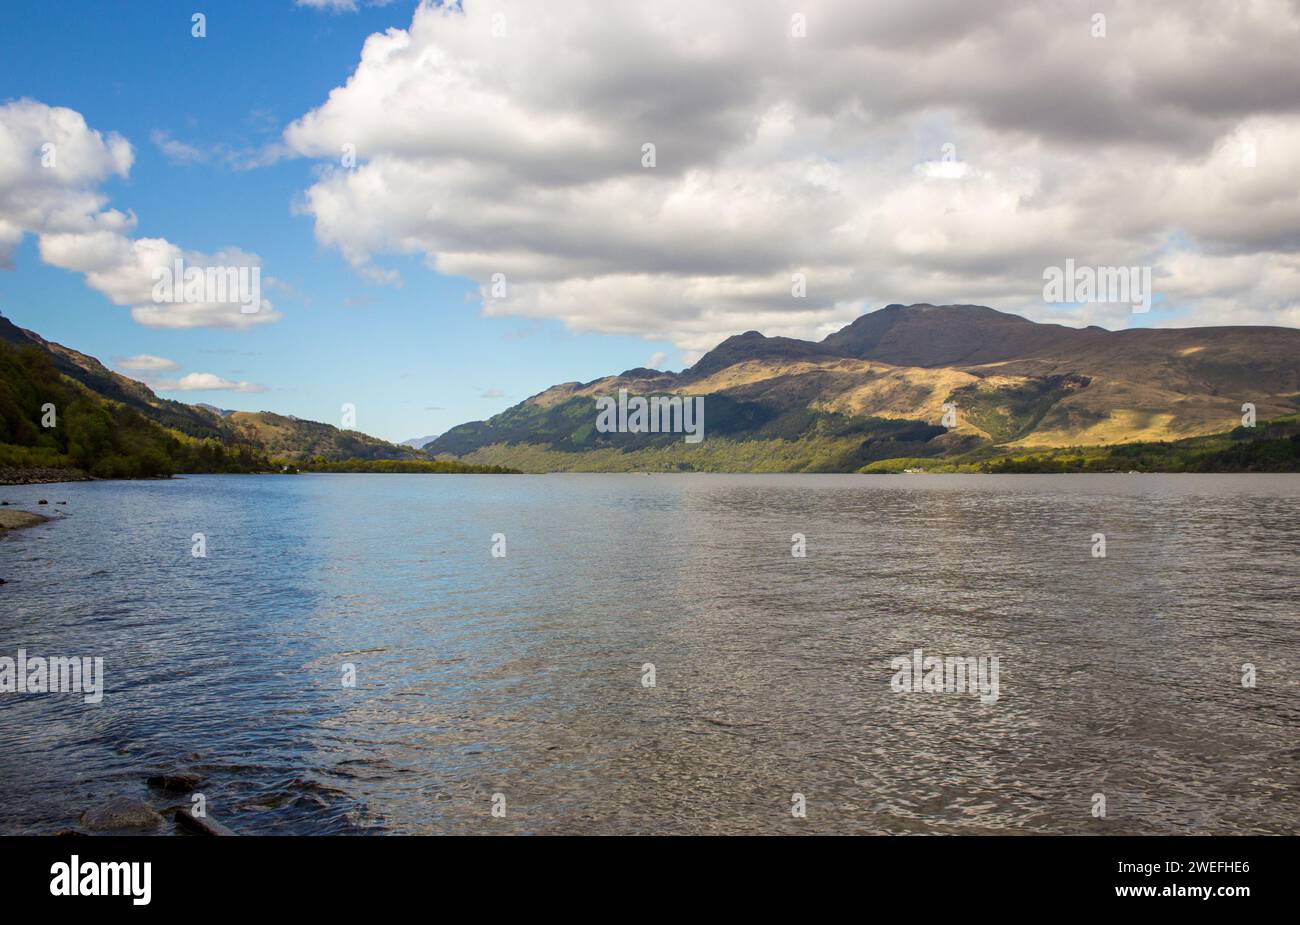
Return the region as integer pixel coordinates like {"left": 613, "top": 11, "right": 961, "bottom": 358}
{"left": 425, "top": 304, "right": 1300, "bottom": 472}
{"left": 0, "top": 312, "right": 423, "bottom": 480}
{"left": 402, "top": 434, "right": 439, "bottom": 449}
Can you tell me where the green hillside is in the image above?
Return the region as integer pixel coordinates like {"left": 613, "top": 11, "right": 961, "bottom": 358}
{"left": 0, "top": 324, "right": 514, "bottom": 481}
{"left": 0, "top": 339, "right": 270, "bottom": 479}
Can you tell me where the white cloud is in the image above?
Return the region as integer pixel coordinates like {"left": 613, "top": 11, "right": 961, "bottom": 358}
{"left": 284, "top": 0, "right": 1300, "bottom": 353}
{"left": 154, "top": 372, "right": 269, "bottom": 393}
{"left": 115, "top": 354, "right": 180, "bottom": 372}
{"left": 150, "top": 130, "right": 206, "bottom": 165}
{"left": 0, "top": 99, "right": 131, "bottom": 266}
{"left": 645, "top": 351, "right": 668, "bottom": 369}
{"left": 0, "top": 99, "right": 279, "bottom": 329}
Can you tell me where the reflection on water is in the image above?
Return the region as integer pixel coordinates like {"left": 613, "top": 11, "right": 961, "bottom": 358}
{"left": 1, "top": 473, "right": 1297, "bottom": 834}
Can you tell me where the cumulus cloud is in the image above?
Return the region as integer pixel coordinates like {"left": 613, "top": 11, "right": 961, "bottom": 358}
{"left": 115, "top": 354, "right": 180, "bottom": 372}
{"left": 284, "top": 0, "right": 1300, "bottom": 353}
{"left": 153, "top": 372, "right": 269, "bottom": 393}
{"left": 0, "top": 99, "right": 130, "bottom": 266}
{"left": 0, "top": 99, "right": 279, "bottom": 329}
{"left": 116, "top": 354, "right": 268, "bottom": 394}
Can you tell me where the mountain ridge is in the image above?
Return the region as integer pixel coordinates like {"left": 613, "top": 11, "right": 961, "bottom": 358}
{"left": 424, "top": 303, "right": 1300, "bottom": 470}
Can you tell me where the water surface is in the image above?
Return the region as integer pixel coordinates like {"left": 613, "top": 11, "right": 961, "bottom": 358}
{"left": 1, "top": 473, "right": 1296, "bottom": 834}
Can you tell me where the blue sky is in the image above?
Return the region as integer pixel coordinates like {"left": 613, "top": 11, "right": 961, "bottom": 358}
{"left": 2, "top": 1, "right": 1295, "bottom": 443}
{"left": 0, "top": 1, "right": 677, "bottom": 443}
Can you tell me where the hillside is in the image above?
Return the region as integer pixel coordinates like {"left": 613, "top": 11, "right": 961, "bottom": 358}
{"left": 425, "top": 304, "right": 1300, "bottom": 472}
{"left": 0, "top": 336, "right": 266, "bottom": 480}
{"left": 220, "top": 411, "right": 422, "bottom": 463}
{"left": 0, "top": 314, "right": 226, "bottom": 440}
{"left": 0, "top": 313, "right": 430, "bottom": 481}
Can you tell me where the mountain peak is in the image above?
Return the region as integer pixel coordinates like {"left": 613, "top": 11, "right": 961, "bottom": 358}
{"left": 686, "top": 329, "right": 831, "bottom": 378}
{"left": 818, "top": 303, "right": 1072, "bottom": 367}
{"left": 617, "top": 366, "right": 675, "bottom": 379}
{"left": 688, "top": 303, "right": 1055, "bottom": 376}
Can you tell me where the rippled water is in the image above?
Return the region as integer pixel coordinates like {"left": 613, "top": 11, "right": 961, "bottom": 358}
{"left": 0, "top": 473, "right": 1297, "bottom": 835}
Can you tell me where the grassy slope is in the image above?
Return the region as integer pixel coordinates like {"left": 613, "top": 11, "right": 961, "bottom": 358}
{"left": 439, "top": 393, "right": 1299, "bottom": 474}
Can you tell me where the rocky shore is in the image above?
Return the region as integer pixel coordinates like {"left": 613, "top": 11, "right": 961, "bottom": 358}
{"left": 61, "top": 770, "right": 238, "bottom": 836}
{"left": 0, "top": 466, "right": 89, "bottom": 485}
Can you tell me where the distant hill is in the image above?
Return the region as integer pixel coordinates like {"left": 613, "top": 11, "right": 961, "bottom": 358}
{"left": 221, "top": 411, "right": 422, "bottom": 462}
{"left": 401, "top": 434, "right": 439, "bottom": 449}
{"left": 425, "top": 304, "right": 1300, "bottom": 472}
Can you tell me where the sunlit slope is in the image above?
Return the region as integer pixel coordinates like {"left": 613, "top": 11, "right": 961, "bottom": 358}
{"left": 427, "top": 304, "right": 1300, "bottom": 470}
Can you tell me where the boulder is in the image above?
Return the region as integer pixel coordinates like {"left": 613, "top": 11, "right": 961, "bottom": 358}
{"left": 80, "top": 797, "right": 163, "bottom": 831}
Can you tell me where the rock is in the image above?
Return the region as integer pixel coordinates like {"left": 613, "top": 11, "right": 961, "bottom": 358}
{"left": 37, "top": 499, "right": 48, "bottom": 505}
{"left": 56, "top": 501, "right": 67, "bottom": 505}
{"left": 0, "top": 510, "right": 50, "bottom": 533}
{"left": 147, "top": 772, "right": 204, "bottom": 793}
{"left": 175, "top": 806, "right": 238, "bottom": 836}
{"left": 0, "top": 579, "right": 7, "bottom": 586}
{"left": 80, "top": 797, "right": 164, "bottom": 831}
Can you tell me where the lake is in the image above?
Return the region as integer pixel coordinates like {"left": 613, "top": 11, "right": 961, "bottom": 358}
{"left": 1, "top": 473, "right": 1297, "bottom": 834}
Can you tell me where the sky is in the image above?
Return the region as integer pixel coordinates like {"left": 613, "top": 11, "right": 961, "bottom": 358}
{"left": 1, "top": 0, "right": 1298, "bottom": 443}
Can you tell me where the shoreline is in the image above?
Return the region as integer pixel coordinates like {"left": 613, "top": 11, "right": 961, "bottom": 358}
{"left": 3, "top": 468, "right": 1299, "bottom": 486}
{"left": 0, "top": 466, "right": 92, "bottom": 486}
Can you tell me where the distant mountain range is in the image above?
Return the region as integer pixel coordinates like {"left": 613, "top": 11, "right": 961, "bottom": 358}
{"left": 424, "top": 304, "right": 1300, "bottom": 472}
